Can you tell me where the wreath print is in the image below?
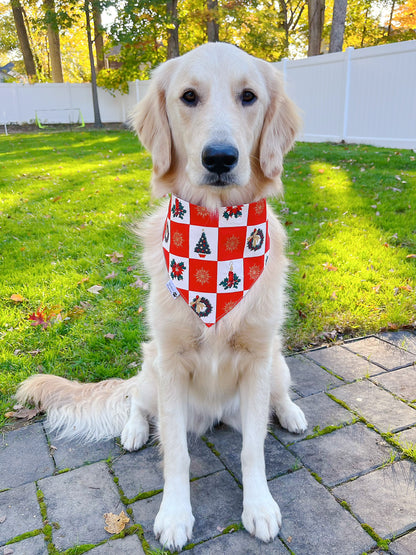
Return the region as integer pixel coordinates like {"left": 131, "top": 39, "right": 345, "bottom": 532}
{"left": 163, "top": 221, "right": 169, "bottom": 243}
{"left": 190, "top": 295, "right": 213, "bottom": 318}
{"left": 247, "top": 228, "right": 264, "bottom": 251}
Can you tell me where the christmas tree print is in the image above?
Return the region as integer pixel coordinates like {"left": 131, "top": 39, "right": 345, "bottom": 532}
{"left": 190, "top": 295, "right": 212, "bottom": 318}
{"left": 223, "top": 205, "right": 243, "bottom": 220}
{"left": 219, "top": 264, "right": 241, "bottom": 290}
{"left": 247, "top": 228, "right": 264, "bottom": 251}
{"left": 171, "top": 197, "right": 186, "bottom": 219}
{"left": 170, "top": 259, "right": 186, "bottom": 280}
{"left": 194, "top": 230, "right": 211, "bottom": 258}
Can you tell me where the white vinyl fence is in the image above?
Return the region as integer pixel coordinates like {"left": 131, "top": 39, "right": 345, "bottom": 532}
{"left": 1, "top": 40, "right": 416, "bottom": 149}
{"left": 275, "top": 40, "right": 416, "bottom": 149}
{"left": 0, "top": 80, "right": 150, "bottom": 129}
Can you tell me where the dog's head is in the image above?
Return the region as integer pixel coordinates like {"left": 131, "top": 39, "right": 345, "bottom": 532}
{"left": 132, "top": 43, "right": 300, "bottom": 209}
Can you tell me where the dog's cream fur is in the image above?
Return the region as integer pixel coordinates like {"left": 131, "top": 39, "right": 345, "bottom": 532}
{"left": 17, "top": 43, "right": 307, "bottom": 550}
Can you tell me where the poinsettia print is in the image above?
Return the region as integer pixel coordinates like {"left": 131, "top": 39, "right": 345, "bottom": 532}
{"left": 170, "top": 259, "right": 186, "bottom": 280}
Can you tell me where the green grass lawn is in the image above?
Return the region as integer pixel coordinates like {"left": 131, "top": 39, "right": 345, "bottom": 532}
{"left": 1, "top": 130, "right": 415, "bottom": 424}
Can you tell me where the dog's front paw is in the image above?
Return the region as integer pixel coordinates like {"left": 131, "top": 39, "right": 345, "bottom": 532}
{"left": 120, "top": 417, "right": 149, "bottom": 451}
{"left": 154, "top": 502, "right": 195, "bottom": 550}
{"left": 276, "top": 400, "right": 307, "bottom": 434}
{"left": 242, "top": 494, "right": 282, "bottom": 542}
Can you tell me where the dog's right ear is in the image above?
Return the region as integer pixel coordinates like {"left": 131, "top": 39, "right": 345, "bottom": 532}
{"left": 131, "top": 64, "right": 173, "bottom": 178}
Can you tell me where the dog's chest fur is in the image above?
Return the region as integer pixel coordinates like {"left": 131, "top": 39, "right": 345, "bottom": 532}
{"left": 138, "top": 200, "right": 287, "bottom": 433}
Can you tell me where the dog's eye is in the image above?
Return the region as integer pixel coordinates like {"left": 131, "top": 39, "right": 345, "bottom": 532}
{"left": 241, "top": 90, "right": 257, "bottom": 105}
{"left": 181, "top": 90, "right": 198, "bottom": 106}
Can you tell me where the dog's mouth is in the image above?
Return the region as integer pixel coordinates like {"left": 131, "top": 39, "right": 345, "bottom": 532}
{"left": 201, "top": 172, "right": 239, "bottom": 188}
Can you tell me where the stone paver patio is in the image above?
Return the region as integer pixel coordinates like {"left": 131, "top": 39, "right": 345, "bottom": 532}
{"left": 1, "top": 331, "right": 416, "bottom": 554}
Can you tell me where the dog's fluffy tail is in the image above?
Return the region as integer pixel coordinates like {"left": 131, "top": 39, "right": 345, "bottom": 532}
{"left": 16, "top": 374, "right": 135, "bottom": 442}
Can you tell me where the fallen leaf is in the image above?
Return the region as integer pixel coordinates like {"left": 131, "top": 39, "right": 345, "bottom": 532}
{"left": 52, "top": 196, "right": 61, "bottom": 202}
{"left": 127, "top": 361, "right": 140, "bottom": 368}
{"left": 28, "top": 309, "right": 50, "bottom": 329}
{"left": 87, "top": 285, "right": 103, "bottom": 294}
{"left": 5, "top": 407, "right": 42, "bottom": 420}
{"left": 106, "top": 251, "right": 124, "bottom": 264}
{"left": 10, "top": 294, "right": 24, "bottom": 302}
{"left": 104, "top": 333, "right": 116, "bottom": 340}
{"left": 66, "top": 306, "right": 86, "bottom": 319}
{"left": 28, "top": 307, "right": 62, "bottom": 329}
{"left": 323, "top": 262, "right": 338, "bottom": 271}
{"left": 105, "top": 271, "right": 117, "bottom": 280}
{"left": 104, "top": 511, "right": 129, "bottom": 534}
{"left": 130, "top": 277, "right": 149, "bottom": 290}
{"left": 77, "top": 277, "right": 90, "bottom": 285}
{"left": 137, "top": 306, "right": 144, "bottom": 314}
{"left": 373, "top": 284, "right": 382, "bottom": 293}
{"left": 0, "top": 515, "right": 6, "bottom": 524}
{"left": 3, "top": 546, "right": 13, "bottom": 555}
{"left": 400, "top": 284, "right": 413, "bottom": 292}
{"left": 406, "top": 254, "right": 416, "bottom": 259}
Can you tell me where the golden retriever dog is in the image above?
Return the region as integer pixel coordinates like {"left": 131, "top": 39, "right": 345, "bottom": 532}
{"left": 17, "top": 42, "right": 307, "bottom": 550}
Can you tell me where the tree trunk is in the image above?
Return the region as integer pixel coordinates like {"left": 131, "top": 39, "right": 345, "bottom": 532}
{"left": 10, "top": 0, "right": 37, "bottom": 81}
{"left": 43, "top": 0, "right": 64, "bottom": 82}
{"left": 166, "top": 0, "right": 179, "bottom": 59}
{"left": 207, "top": 0, "right": 219, "bottom": 42}
{"left": 308, "top": 0, "right": 325, "bottom": 56}
{"left": 329, "top": 0, "right": 347, "bottom": 52}
{"left": 387, "top": 0, "right": 396, "bottom": 36}
{"left": 85, "top": 0, "right": 102, "bottom": 127}
{"left": 278, "top": 0, "right": 290, "bottom": 58}
{"left": 92, "top": 2, "right": 105, "bottom": 72}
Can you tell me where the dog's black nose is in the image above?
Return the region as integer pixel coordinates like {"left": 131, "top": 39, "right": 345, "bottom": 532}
{"left": 202, "top": 144, "right": 239, "bottom": 175}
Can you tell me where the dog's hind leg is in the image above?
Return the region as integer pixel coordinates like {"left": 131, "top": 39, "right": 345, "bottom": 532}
{"left": 120, "top": 346, "right": 158, "bottom": 451}
{"left": 270, "top": 351, "right": 307, "bottom": 434}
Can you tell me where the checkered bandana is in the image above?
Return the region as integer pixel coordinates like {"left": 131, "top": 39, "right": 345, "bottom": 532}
{"left": 162, "top": 194, "right": 270, "bottom": 327}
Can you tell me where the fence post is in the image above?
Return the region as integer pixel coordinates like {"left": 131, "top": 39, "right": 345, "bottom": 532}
{"left": 135, "top": 80, "right": 140, "bottom": 103}
{"left": 342, "top": 46, "right": 353, "bottom": 142}
{"left": 282, "top": 57, "right": 288, "bottom": 84}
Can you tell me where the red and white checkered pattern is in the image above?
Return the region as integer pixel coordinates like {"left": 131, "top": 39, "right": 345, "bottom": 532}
{"left": 163, "top": 194, "right": 270, "bottom": 326}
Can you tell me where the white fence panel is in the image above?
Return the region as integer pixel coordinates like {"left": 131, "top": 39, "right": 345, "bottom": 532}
{"left": 277, "top": 40, "right": 416, "bottom": 149}
{"left": 0, "top": 80, "right": 150, "bottom": 127}
{"left": 1, "top": 41, "right": 415, "bottom": 148}
{"left": 276, "top": 51, "right": 348, "bottom": 143}
{"left": 346, "top": 42, "right": 416, "bottom": 148}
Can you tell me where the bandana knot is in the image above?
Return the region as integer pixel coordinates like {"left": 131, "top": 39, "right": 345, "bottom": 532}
{"left": 163, "top": 195, "right": 270, "bottom": 327}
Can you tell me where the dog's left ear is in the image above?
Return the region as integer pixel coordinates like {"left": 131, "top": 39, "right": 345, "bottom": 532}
{"left": 259, "top": 64, "right": 300, "bottom": 179}
{"left": 131, "top": 62, "right": 173, "bottom": 178}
